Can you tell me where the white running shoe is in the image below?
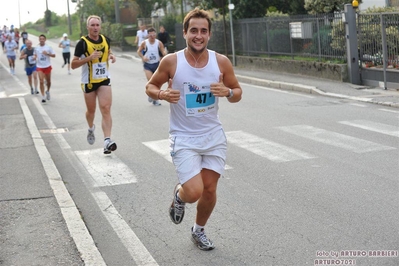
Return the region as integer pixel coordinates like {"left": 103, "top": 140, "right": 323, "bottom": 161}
{"left": 104, "top": 138, "right": 117, "bottom": 154}
{"left": 87, "top": 125, "right": 95, "bottom": 145}
{"left": 191, "top": 227, "right": 215, "bottom": 251}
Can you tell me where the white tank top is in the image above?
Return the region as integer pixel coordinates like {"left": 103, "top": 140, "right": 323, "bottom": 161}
{"left": 170, "top": 49, "right": 222, "bottom": 136}
{"left": 144, "top": 39, "right": 161, "bottom": 64}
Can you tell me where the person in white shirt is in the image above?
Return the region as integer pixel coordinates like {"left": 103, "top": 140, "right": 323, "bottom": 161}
{"left": 145, "top": 8, "right": 242, "bottom": 251}
{"left": 4, "top": 34, "right": 18, "bottom": 74}
{"left": 59, "top": 33, "right": 71, "bottom": 74}
{"left": 135, "top": 24, "right": 148, "bottom": 49}
{"left": 137, "top": 27, "right": 166, "bottom": 106}
{"left": 35, "top": 34, "right": 56, "bottom": 103}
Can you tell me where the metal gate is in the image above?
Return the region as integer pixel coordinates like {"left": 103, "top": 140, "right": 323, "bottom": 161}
{"left": 358, "top": 12, "right": 399, "bottom": 88}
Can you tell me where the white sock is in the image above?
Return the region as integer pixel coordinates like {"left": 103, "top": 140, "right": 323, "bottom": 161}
{"left": 89, "top": 124, "right": 95, "bottom": 131}
{"left": 193, "top": 223, "right": 204, "bottom": 232}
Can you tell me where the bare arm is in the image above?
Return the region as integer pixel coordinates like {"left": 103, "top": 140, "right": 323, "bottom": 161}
{"left": 145, "top": 53, "right": 180, "bottom": 103}
{"left": 137, "top": 41, "right": 147, "bottom": 62}
{"left": 19, "top": 49, "right": 26, "bottom": 60}
{"left": 159, "top": 42, "right": 166, "bottom": 57}
{"left": 210, "top": 53, "right": 242, "bottom": 103}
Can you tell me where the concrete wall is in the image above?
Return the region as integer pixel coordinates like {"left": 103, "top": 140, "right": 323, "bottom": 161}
{"left": 232, "top": 56, "right": 349, "bottom": 82}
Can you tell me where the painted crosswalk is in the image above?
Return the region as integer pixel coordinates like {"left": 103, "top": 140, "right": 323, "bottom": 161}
{"left": 75, "top": 149, "right": 138, "bottom": 187}
{"left": 74, "top": 121, "right": 397, "bottom": 189}
{"left": 339, "top": 120, "right": 399, "bottom": 138}
{"left": 225, "top": 130, "right": 315, "bottom": 162}
{"left": 278, "top": 125, "right": 395, "bottom": 153}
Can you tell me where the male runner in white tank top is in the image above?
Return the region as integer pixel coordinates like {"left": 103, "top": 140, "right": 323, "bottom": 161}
{"left": 146, "top": 8, "right": 242, "bottom": 251}
{"left": 137, "top": 27, "right": 166, "bottom": 106}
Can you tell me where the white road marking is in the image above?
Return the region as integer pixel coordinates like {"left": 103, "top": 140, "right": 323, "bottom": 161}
{"left": 378, "top": 108, "right": 399, "bottom": 114}
{"left": 339, "top": 120, "right": 399, "bottom": 138}
{"left": 75, "top": 149, "right": 138, "bottom": 187}
{"left": 349, "top": 103, "right": 367, "bottom": 107}
{"left": 225, "top": 130, "right": 315, "bottom": 162}
{"left": 32, "top": 97, "right": 158, "bottom": 265}
{"left": 143, "top": 139, "right": 172, "bottom": 163}
{"left": 23, "top": 98, "right": 107, "bottom": 266}
{"left": 278, "top": 125, "right": 396, "bottom": 153}
{"left": 92, "top": 190, "right": 158, "bottom": 266}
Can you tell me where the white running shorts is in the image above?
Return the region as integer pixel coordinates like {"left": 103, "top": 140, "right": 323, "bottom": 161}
{"left": 169, "top": 129, "right": 227, "bottom": 184}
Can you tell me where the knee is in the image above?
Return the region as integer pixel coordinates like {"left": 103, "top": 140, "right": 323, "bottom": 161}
{"left": 100, "top": 104, "right": 112, "bottom": 115}
{"left": 202, "top": 186, "right": 217, "bottom": 201}
{"left": 181, "top": 185, "right": 203, "bottom": 203}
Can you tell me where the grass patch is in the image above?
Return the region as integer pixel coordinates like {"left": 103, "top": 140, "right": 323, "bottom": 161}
{"left": 27, "top": 23, "right": 81, "bottom": 41}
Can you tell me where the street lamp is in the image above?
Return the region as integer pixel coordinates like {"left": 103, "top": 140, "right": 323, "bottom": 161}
{"left": 228, "top": 0, "right": 235, "bottom": 66}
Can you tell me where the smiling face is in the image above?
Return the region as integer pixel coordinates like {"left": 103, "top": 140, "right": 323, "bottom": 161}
{"left": 184, "top": 18, "right": 211, "bottom": 54}
{"left": 39, "top": 35, "right": 46, "bottom": 46}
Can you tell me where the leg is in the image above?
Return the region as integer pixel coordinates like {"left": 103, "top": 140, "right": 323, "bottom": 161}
{"left": 195, "top": 169, "right": 220, "bottom": 226}
{"left": 83, "top": 91, "right": 97, "bottom": 129}
{"left": 45, "top": 72, "right": 51, "bottom": 91}
{"left": 144, "top": 69, "right": 153, "bottom": 81}
{"left": 67, "top": 54, "right": 71, "bottom": 73}
{"left": 33, "top": 71, "right": 38, "bottom": 90}
{"left": 38, "top": 71, "right": 45, "bottom": 96}
{"left": 96, "top": 85, "right": 112, "bottom": 138}
{"left": 27, "top": 74, "right": 33, "bottom": 88}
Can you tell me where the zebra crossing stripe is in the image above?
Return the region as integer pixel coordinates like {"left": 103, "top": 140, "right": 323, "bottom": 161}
{"left": 143, "top": 139, "right": 172, "bottom": 163}
{"left": 278, "top": 125, "right": 395, "bottom": 153}
{"left": 225, "top": 130, "right": 315, "bottom": 162}
{"left": 339, "top": 120, "right": 399, "bottom": 138}
{"left": 75, "top": 149, "right": 138, "bottom": 187}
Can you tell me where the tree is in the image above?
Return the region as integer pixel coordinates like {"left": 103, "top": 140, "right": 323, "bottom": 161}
{"left": 304, "top": 0, "right": 363, "bottom": 14}
{"left": 200, "top": 0, "right": 268, "bottom": 19}
{"left": 268, "top": 0, "right": 306, "bottom": 15}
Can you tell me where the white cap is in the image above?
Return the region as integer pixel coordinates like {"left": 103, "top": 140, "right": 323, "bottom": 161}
{"left": 63, "top": 33, "right": 68, "bottom": 37}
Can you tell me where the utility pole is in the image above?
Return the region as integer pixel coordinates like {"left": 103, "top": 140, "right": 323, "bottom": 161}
{"left": 181, "top": 0, "right": 184, "bottom": 22}
{"left": 114, "top": 0, "right": 120, "bottom": 23}
{"left": 67, "top": 0, "right": 72, "bottom": 35}
{"left": 344, "top": 4, "right": 361, "bottom": 85}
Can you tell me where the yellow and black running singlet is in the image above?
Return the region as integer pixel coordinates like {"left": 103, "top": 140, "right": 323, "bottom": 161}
{"left": 81, "top": 35, "right": 110, "bottom": 84}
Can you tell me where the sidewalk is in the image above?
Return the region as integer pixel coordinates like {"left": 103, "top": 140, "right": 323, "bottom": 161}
{"left": 118, "top": 49, "right": 399, "bottom": 108}
{"left": 1, "top": 49, "right": 398, "bottom": 266}
{"left": 0, "top": 97, "right": 85, "bottom": 265}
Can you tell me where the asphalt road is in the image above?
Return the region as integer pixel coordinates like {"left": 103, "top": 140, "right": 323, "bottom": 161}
{"left": 1, "top": 36, "right": 398, "bottom": 266}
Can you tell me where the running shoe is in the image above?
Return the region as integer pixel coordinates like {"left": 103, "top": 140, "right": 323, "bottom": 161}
{"left": 41, "top": 99, "right": 46, "bottom": 103}
{"left": 31, "top": 88, "right": 34, "bottom": 95}
{"left": 87, "top": 125, "right": 95, "bottom": 145}
{"left": 35, "top": 89, "right": 39, "bottom": 94}
{"left": 148, "top": 96, "right": 153, "bottom": 103}
{"left": 169, "top": 184, "right": 185, "bottom": 224}
{"left": 191, "top": 227, "right": 215, "bottom": 251}
{"left": 153, "top": 100, "right": 161, "bottom": 106}
{"left": 46, "top": 90, "right": 50, "bottom": 100}
{"left": 103, "top": 138, "right": 117, "bottom": 154}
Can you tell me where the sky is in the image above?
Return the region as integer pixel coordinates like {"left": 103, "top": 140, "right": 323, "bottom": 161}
{"left": 0, "top": 0, "right": 78, "bottom": 28}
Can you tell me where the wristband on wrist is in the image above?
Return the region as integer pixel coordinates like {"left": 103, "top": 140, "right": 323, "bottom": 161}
{"left": 157, "top": 90, "right": 163, "bottom": 100}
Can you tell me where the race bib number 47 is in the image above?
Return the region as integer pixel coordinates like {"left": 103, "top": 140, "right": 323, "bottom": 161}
{"left": 184, "top": 82, "right": 216, "bottom": 116}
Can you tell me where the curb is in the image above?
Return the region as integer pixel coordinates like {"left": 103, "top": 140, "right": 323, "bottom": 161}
{"left": 235, "top": 75, "right": 399, "bottom": 108}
